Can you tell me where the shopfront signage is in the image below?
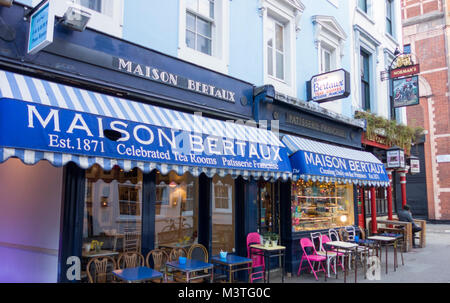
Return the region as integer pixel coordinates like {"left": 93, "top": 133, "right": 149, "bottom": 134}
{"left": 0, "top": 98, "right": 291, "bottom": 173}
{"left": 393, "top": 76, "right": 419, "bottom": 108}
{"left": 27, "top": 0, "right": 55, "bottom": 55}
{"left": 286, "top": 113, "right": 347, "bottom": 138}
{"left": 390, "top": 64, "right": 420, "bottom": 79}
{"left": 113, "top": 57, "right": 236, "bottom": 103}
{"left": 307, "top": 69, "right": 351, "bottom": 103}
{"left": 290, "top": 150, "right": 389, "bottom": 183}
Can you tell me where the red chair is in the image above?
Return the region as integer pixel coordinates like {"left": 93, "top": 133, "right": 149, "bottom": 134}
{"left": 297, "top": 238, "right": 327, "bottom": 281}
{"left": 246, "top": 232, "right": 265, "bottom": 283}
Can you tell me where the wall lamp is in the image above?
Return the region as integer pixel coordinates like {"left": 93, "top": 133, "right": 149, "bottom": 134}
{"left": 0, "top": 0, "right": 13, "bottom": 7}
{"left": 60, "top": 5, "right": 91, "bottom": 32}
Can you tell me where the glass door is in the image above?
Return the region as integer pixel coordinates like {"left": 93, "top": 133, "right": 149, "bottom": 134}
{"left": 257, "top": 180, "right": 280, "bottom": 238}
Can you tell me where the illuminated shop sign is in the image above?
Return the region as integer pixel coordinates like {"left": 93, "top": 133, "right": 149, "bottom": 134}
{"left": 307, "top": 69, "right": 351, "bottom": 103}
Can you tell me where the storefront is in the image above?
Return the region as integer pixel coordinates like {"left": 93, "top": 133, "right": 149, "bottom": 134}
{"left": 0, "top": 3, "right": 295, "bottom": 283}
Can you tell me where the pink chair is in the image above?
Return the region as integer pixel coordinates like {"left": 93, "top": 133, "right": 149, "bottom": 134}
{"left": 298, "top": 238, "right": 327, "bottom": 281}
{"left": 320, "top": 234, "right": 345, "bottom": 275}
{"left": 246, "top": 232, "right": 265, "bottom": 283}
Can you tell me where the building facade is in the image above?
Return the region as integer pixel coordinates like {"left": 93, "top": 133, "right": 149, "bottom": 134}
{"left": 401, "top": 0, "right": 450, "bottom": 221}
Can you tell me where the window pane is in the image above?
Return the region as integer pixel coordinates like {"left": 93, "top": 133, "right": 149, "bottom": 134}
{"left": 83, "top": 165, "right": 143, "bottom": 257}
{"left": 267, "top": 47, "right": 273, "bottom": 76}
{"left": 155, "top": 172, "right": 199, "bottom": 249}
{"left": 358, "top": 0, "right": 367, "bottom": 12}
{"left": 197, "top": 17, "right": 212, "bottom": 38}
{"left": 324, "top": 50, "right": 331, "bottom": 72}
{"left": 212, "top": 176, "right": 235, "bottom": 255}
{"left": 186, "top": 12, "right": 196, "bottom": 31}
{"left": 186, "top": 30, "right": 196, "bottom": 50}
{"left": 276, "top": 51, "right": 284, "bottom": 80}
{"left": 78, "top": 0, "right": 102, "bottom": 13}
{"left": 275, "top": 24, "right": 284, "bottom": 52}
{"left": 197, "top": 34, "right": 212, "bottom": 55}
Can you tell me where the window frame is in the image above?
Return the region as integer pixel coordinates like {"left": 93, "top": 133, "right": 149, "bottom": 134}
{"left": 386, "top": 0, "right": 394, "bottom": 36}
{"left": 266, "top": 17, "right": 286, "bottom": 82}
{"left": 360, "top": 50, "right": 371, "bottom": 111}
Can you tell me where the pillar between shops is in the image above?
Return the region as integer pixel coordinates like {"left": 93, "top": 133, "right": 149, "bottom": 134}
{"left": 370, "top": 187, "right": 377, "bottom": 235}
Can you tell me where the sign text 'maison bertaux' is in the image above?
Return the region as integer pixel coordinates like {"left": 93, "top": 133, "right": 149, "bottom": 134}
{"left": 113, "top": 57, "right": 236, "bottom": 103}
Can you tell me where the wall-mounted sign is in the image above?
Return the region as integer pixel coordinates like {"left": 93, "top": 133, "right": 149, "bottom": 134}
{"left": 410, "top": 158, "right": 420, "bottom": 174}
{"left": 113, "top": 57, "right": 237, "bottom": 103}
{"left": 27, "top": 0, "right": 55, "bottom": 55}
{"left": 307, "top": 69, "right": 351, "bottom": 103}
{"left": 393, "top": 76, "right": 419, "bottom": 108}
{"left": 390, "top": 64, "right": 420, "bottom": 79}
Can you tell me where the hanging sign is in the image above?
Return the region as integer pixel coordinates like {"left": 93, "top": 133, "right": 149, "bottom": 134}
{"left": 387, "top": 149, "right": 405, "bottom": 169}
{"left": 0, "top": 98, "right": 291, "bottom": 173}
{"left": 410, "top": 158, "right": 420, "bottom": 174}
{"left": 390, "top": 64, "right": 420, "bottom": 79}
{"left": 27, "top": 0, "right": 55, "bottom": 55}
{"left": 289, "top": 150, "right": 389, "bottom": 184}
{"left": 307, "top": 69, "right": 351, "bottom": 103}
{"left": 393, "top": 76, "right": 419, "bottom": 108}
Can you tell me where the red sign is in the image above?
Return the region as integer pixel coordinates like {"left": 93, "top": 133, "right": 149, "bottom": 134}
{"left": 390, "top": 64, "right": 420, "bottom": 78}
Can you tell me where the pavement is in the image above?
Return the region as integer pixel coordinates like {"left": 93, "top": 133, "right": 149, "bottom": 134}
{"left": 267, "top": 224, "right": 450, "bottom": 283}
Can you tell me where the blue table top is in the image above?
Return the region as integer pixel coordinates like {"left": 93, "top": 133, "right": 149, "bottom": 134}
{"left": 166, "top": 259, "right": 213, "bottom": 272}
{"left": 113, "top": 266, "right": 163, "bottom": 282}
{"left": 211, "top": 254, "right": 252, "bottom": 265}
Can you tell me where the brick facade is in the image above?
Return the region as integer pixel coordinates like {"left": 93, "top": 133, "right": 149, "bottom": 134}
{"left": 402, "top": 0, "right": 450, "bottom": 220}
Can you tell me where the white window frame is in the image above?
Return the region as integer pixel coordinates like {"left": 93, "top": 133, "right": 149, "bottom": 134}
{"left": 178, "top": 0, "right": 229, "bottom": 74}
{"left": 32, "top": 0, "right": 124, "bottom": 38}
{"left": 266, "top": 17, "right": 286, "bottom": 81}
{"left": 261, "top": 0, "right": 298, "bottom": 97}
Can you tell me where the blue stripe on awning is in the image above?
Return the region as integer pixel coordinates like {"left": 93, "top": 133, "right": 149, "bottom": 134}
{"left": 282, "top": 135, "right": 390, "bottom": 187}
{"left": 0, "top": 70, "right": 291, "bottom": 181}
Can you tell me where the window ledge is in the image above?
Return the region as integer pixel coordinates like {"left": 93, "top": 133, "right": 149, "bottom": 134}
{"left": 356, "top": 7, "right": 375, "bottom": 26}
{"left": 178, "top": 46, "right": 228, "bottom": 75}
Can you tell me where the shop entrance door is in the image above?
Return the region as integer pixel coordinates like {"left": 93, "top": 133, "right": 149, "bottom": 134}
{"left": 257, "top": 181, "right": 280, "bottom": 239}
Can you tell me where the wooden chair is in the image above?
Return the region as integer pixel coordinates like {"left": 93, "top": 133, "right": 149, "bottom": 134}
{"left": 185, "top": 244, "right": 209, "bottom": 283}
{"left": 86, "top": 256, "right": 117, "bottom": 283}
{"left": 123, "top": 231, "right": 141, "bottom": 252}
{"left": 146, "top": 249, "right": 169, "bottom": 283}
{"left": 117, "top": 252, "right": 145, "bottom": 270}
{"left": 168, "top": 247, "right": 188, "bottom": 282}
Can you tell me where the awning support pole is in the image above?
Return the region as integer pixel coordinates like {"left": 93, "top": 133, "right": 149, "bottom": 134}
{"left": 387, "top": 170, "right": 393, "bottom": 221}
{"left": 370, "top": 187, "right": 377, "bottom": 235}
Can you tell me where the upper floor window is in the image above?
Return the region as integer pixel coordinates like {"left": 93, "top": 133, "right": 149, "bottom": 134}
{"left": 403, "top": 44, "right": 411, "bottom": 54}
{"left": 360, "top": 50, "right": 371, "bottom": 111}
{"left": 78, "top": 0, "right": 102, "bottom": 13}
{"left": 266, "top": 18, "right": 285, "bottom": 81}
{"left": 186, "top": 0, "right": 214, "bottom": 56}
{"left": 386, "top": 0, "right": 394, "bottom": 36}
{"left": 321, "top": 48, "right": 332, "bottom": 73}
{"left": 358, "top": 0, "right": 368, "bottom": 13}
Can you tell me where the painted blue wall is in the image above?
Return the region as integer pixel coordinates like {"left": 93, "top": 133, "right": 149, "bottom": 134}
{"left": 122, "top": 0, "right": 179, "bottom": 57}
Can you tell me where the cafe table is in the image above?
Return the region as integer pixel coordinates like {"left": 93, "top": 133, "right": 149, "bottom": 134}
{"left": 211, "top": 254, "right": 253, "bottom": 283}
{"left": 323, "top": 241, "right": 360, "bottom": 283}
{"left": 367, "top": 235, "right": 398, "bottom": 274}
{"left": 166, "top": 259, "right": 214, "bottom": 283}
{"left": 113, "top": 266, "right": 164, "bottom": 283}
{"left": 249, "top": 244, "right": 286, "bottom": 283}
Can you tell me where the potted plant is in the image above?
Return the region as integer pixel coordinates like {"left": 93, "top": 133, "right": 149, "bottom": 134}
{"left": 271, "top": 233, "right": 279, "bottom": 247}
{"left": 262, "top": 233, "right": 271, "bottom": 247}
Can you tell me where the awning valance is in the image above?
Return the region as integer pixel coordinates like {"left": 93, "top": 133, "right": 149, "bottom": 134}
{"left": 282, "top": 135, "right": 390, "bottom": 187}
{"left": 0, "top": 70, "right": 292, "bottom": 181}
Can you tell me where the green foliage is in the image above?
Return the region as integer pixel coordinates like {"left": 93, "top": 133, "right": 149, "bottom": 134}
{"left": 355, "top": 111, "right": 424, "bottom": 154}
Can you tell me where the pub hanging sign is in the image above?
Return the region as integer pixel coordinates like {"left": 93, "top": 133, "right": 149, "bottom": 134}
{"left": 307, "top": 69, "right": 351, "bottom": 103}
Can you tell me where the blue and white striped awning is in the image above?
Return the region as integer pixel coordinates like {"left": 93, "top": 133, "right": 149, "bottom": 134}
{"left": 282, "top": 135, "right": 390, "bottom": 187}
{"left": 0, "top": 70, "right": 291, "bottom": 181}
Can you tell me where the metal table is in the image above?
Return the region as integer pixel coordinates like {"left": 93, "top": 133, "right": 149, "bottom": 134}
{"left": 113, "top": 266, "right": 164, "bottom": 283}
{"left": 249, "top": 244, "right": 286, "bottom": 283}
{"left": 166, "top": 259, "right": 214, "bottom": 283}
{"left": 211, "top": 254, "right": 253, "bottom": 283}
{"left": 323, "top": 241, "right": 360, "bottom": 283}
{"left": 367, "top": 236, "right": 398, "bottom": 274}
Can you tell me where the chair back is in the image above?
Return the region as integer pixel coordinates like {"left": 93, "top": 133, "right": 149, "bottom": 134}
{"left": 300, "top": 238, "right": 318, "bottom": 256}
{"left": 358, "top": 226, "right": 366, "bottom": 240}
{"left": 345, "top": 226, "right": 356, "bottom": 241}
{"left": 328, "top": 228, "right": 339, "bottom": 242}
{"left": 339, "top": 228, "right": 349, "bottom": 241}
{"left": 86, "top": 256, "right": 117, "bottom": 283}
{"left": 169, "top": 247, "right": 187, "bottom": 261}
{"left": 246, "top": 232, "right": 264, "bottom": 268}
{"left": 188, "top": 244, "right": 209, "bottom": 263}
{"left": 117, "top": 252, "right": 145, "bottom": 269}
{"left": 124, "top": 231, "right": 141, "bottom": 252}
{"left": 146, "top": 249, "right": 169, "bottom": 272}
{"left": 320, "top": 234, "right": 331, "bottom": 248}
{"left": 310, "top": 232, "right": 322, "bottom": 252}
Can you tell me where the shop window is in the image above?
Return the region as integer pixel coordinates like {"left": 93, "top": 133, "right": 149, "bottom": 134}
{"left": 364, "top": 187, "right": 389, "bottom": 216}
{"left": 257, "top": 180, "right": 279, "bottom": 235}
{"left": 154, "top": 172, "right": 199, "bottom": 249}
{"left": 83, "top": 165, "right": 143, "bottom": 255}
{"left": 291, "top": 180, "right": 355, "bottom": 232}
{"left": 211, "top": 175, "right": 235, "bottom": 255}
